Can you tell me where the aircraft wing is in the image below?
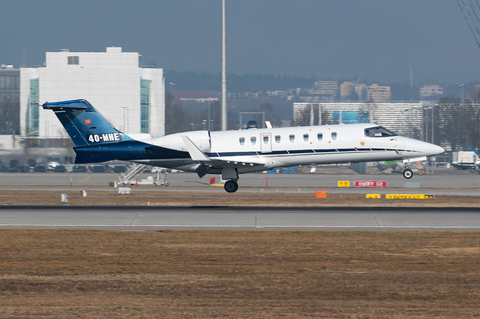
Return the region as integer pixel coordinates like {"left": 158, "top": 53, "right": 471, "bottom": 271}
{"left": 181, "top": 136, "right": 265, "bottom": 176}
{"left": 207, "top": 158, "right": 266, "bottom": 168}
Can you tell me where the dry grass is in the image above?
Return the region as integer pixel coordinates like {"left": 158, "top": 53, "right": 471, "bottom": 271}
{"left": 0, "top": 230, "right": 480, "bottom": 318}
{"left": 1, "top": 189, "right": 480, "bottom": 207}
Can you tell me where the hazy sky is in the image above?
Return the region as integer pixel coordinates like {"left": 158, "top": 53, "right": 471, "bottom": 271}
{"left": 0, "top": 0, "right": 478, "bottom": 84}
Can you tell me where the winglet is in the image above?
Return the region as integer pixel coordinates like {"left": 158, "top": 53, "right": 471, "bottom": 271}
{"left": 181, "top": 136, "right": 210, "bottom": 162}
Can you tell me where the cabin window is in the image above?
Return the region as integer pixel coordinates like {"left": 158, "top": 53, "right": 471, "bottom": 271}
{"left": 332, "top": 132, "right": 337, "bottom": 140}
{"left": 275, "top": 135, "right": 281, "bottom": 143}
{"left": 289, "top": 134, "right": 295, "bottom": 142}
{"left": 263, "top": 135, "right": 269, "bottom": 144}
{"left": 303, "top": 134, "right": 309, "bottom": 142}
{"left": 317, "top": 133, "right": 323, "bottom": 141}
{"left": 239, "top": 137, "right": 245, "bottom": 145}
{"left": 251, "top": 136, "right": 256, "bottom": 145}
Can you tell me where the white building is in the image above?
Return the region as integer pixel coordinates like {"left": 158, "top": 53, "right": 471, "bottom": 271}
{"left": 419, "top": 85, "right": 443, "bottom": 98}
{"left": 20, "top": 46, "right": 165, "bottom": 141}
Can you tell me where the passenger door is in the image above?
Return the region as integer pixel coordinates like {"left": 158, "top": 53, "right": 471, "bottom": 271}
{"left": 260, "top": 133, "right": 272, "bottom": 153}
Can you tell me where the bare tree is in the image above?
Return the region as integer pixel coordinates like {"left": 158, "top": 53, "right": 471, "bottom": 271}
{"left": 436, "top": 88, "right": 480, "bottom": 151}
{"left": 164, "top": 91, "right": 189, "bottom": 134}
{"left": 293, "top": 104, "right": 330, "bottom": 126}
{"left": 363, "top": 99, "right": 377, "bottom": 124}
{"left": 253, "top": 103, "right": 281, "bottom": 127}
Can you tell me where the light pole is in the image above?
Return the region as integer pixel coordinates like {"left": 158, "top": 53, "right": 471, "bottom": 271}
{"left": 221, "top": 0, "right": 227, "bottom": 131}
{"left": 459, "top": 83, "right": 464, "bottom": 106}
{"left": 208, "top": 102, "right": 211, "bottom": 131}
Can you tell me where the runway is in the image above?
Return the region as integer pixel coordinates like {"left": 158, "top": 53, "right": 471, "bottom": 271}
{"left": 2, "top": 169, "right": 480, "bottom": 231}
{"left": 1, "top": 206, "right": 480, "bottom": 230}
{"left": 2, "top": 169, "right": 480, "bottom": 196}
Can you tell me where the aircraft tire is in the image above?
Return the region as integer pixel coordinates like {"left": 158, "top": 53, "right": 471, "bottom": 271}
{"left": 224, "top": 180, "right": 239, "bottom": 193}
{"left": 403, "top": 169, "right": 413, "bottom": 179}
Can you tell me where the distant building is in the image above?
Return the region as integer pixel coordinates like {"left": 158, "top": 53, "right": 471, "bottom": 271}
{"left": 420, "top": 85, "right": 443, "bottom": 98}
{"left": 310, "top": 81, "right": 338, "bottom": 96}
{"left": 297, "top": 81, "right": 338, "bottom": 103}
{"left": 367, "top": 84, "right": 391, "bottom": 102}
{"left": 340, "top": 82, "right": 391, "bottom": 102}
{"left": 20, "top": 46, "right": 165, "bottom": 141}
{"left": 340, "top": 81, "right": 358, "bottom": 99}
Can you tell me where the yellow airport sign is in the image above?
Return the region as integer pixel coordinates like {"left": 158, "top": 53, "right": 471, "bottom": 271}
{"left": 366, "top": 194, "right": 381, "bottom": 199}
{"left": 337, "top": 181, "right": 350, "bottom": 187}
{"left": 386, "top": 194, "right": 434, "bottom": 199}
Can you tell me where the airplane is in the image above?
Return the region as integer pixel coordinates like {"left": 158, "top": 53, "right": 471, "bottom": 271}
{"left": 43, "top": 99, "right": 444, "bottom": 193}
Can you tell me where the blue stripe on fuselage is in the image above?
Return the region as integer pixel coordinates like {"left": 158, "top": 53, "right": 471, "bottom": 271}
{"left": 73, "top": 140, "right": 190, "bottom": 164}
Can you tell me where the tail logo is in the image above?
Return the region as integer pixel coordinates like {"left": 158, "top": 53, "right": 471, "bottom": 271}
{"left": 85, "top": 119, "right": 91, "bottom": 124}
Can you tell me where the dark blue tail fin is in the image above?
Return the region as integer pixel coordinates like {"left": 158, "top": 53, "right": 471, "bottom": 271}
{"left": 43, "top": 99, "right": 123, "bottom": 147}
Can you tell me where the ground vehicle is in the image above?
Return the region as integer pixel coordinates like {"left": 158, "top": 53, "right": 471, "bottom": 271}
{"left": 452, "top": 151, "right": 479, "bottom": 169}
{"left": 72, "top": 165, "right": 88, "bottom": 172}
{"left": 15, "top": 164, "right": 30, "bottom": 173}
{"left": 91, "top": 165, "right": 106, "bottom": 172}
{"left": 113, "top": 165, "right": 128, "bottom": 173}
{"left": 53, "top": 165, "right": 67, "bottom": 172}
{"left": 33, "top": 164, "right": 47, "bottom": 172}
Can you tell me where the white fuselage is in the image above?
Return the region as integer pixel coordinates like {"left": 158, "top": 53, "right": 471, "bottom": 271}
{"left": 132, "top": 123, "right": 443, "bottom": 174}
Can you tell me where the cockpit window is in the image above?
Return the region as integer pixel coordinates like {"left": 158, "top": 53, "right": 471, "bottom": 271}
{"left": 365, "top": 126, "right": 397, "bottom": 137}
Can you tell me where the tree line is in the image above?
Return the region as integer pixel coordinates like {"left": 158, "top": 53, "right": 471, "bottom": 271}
{"left": 164, "top": 91, "right": 283, "bottom": 134}
{"left": 435, "top": 83, "right": 480, "bottom": 152}
{"left": 165, "top": 70, "right": 317, "bottom": 92}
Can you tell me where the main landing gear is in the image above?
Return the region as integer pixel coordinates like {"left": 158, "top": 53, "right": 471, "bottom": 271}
{"left": 222, "top": 168, "right": 239, "bottom": 193}
{"left": 224, "top": 180, "right": 239, "bottom": 193}
{"left": 403, "top": 168, "right": 413, "bottom": 179}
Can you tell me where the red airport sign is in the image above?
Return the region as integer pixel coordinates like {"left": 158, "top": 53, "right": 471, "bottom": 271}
{"left": 354, "top": 181, "right": 387, "bottom": 187}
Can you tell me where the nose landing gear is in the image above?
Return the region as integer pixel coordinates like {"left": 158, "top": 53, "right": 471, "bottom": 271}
{"left": 403, "top": 168, "right": 413, "bottom": 179}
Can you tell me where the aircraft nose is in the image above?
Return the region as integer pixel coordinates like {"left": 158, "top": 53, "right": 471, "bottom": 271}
{"left": 428, "top": 144, "right": 444, "bottom": 155}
